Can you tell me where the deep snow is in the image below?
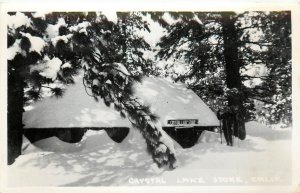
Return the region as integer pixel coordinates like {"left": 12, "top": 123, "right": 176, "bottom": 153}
{"left": 23, "top": 76, "right": 219, "bottom": 128}
{"left": 8, "top": 121, "right": 291, "bottom": 187}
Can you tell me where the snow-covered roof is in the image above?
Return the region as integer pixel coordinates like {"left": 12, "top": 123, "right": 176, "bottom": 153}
{"left": 23, "top": 76, "right": 219, "bottom": 129}
{"left": 134, "top": 77, "right": 219, "bottom": 126}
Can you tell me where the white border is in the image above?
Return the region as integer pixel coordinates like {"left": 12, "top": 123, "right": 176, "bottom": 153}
{"left": 0, "top": 1, "right": 299, "bottom": 193}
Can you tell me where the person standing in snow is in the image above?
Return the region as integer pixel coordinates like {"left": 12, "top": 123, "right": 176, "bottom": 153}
{"left": 217, "top": 105, "right": 238, "bottom": 146}
{"left": 217, "top": 87, "right": 247, "bottom": 146}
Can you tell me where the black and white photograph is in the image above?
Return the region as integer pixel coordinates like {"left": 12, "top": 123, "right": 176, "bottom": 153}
{"left": 1, "top": 1, "right": 300, "bottom": 193}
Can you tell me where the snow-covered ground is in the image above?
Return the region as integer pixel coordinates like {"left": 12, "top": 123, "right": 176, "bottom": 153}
{"left": 8, "top": 121, "right": 291, "bottom": 187}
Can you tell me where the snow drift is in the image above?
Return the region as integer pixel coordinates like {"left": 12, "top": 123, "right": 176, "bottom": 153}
{"left": 9, "top": 121, "right": 292, "bottom": 187}
{"left": 23, "top": 76, "right": 219, "bottom": 129}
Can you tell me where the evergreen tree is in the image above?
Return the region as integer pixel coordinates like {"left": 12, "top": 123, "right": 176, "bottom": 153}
{"left": 152, "top": 11, "right": 291, "bottom": 127}
{"left": 7, "top": 12, "right": 176, "bottom": 168}
{"left": 250, "top": 12, "right": 292, "bottom": 126}
{"left": 7, "top": 12, "right": 81, "bottom": 164}
{"left": 73, "top": 12, "right": 176, "bottom": 168}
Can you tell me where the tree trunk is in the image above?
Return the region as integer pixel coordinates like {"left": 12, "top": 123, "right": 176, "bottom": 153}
{"left": 7, "top": 71, "right": 24, "bottom": 165}
{"left": 221, "top": 12, "right": 241, "bottom": 91}
{"left": 221, "top": 12, "right": 246, "bottom": 140}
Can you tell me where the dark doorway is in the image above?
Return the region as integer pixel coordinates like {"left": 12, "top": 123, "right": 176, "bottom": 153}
{"left": 24, "top": 128, "right": 87, "bottom": 143}
{"left": 163, "top": 127, "right": 203, "bottom": 148}
{"left": 163, "top": 126, "right": 217, "bottom": 148}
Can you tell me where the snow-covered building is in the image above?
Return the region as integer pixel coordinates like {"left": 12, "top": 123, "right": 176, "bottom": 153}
{"left": 23, "top": 76, "right": 219, "bottom": 148}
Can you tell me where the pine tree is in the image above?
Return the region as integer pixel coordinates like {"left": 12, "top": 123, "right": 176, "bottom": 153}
{"left": 72, "top": 12, "right": 177, "bottom": 168}
{"left": 252, "top": 12, "right": 292, "bottom": 126}
{"left": 7, "top": 12, "right": 176, "bottom": 168}
{"left": 7, "top": 12, "right": 82, "bottom": 164}
{"left": 152, "top": 11, "right": 291, "bottom": 127}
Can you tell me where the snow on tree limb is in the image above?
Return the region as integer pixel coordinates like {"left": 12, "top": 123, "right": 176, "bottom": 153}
{"left": 8, "top": 11, "right": 178, "bottom": 168}
{"left": 7, "top": 40, "right": 23, "bottom": 60}
{"left": 30, "top": 56, "right": 62, "bottom": 80}
{"left": 69, "top": 21, "right": 91, "bottom": 35}
{"left": 51, "top": 35, "right": 72, "bottom": 47}
{"left": 7, "top": 12, "right": 32, "bottom": 29}
{"left": 114, "top": 63, "right": 130, "bottom": 76}
{"left": 46, "top": 18, "right": 66, "bottom": 38}
{"left": 20, "top": 32, "right": 46, "bottom": 54}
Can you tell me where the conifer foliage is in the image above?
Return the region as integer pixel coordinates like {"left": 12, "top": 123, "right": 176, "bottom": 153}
{"left": 153, "top": 11, "right": 291, "bottom": 127}
{"left": 7, "top": 12, "right": 176, "bottom": 168}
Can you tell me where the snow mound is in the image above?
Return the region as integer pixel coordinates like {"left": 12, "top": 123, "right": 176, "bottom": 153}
{"left": 23, "top": 75, "right": 219, "bottom": 128}
{"left": 23, "top": 76, "right": 131, "bottom": 128}
{"left": 21, "top": 135, "right": 43, "bottom": 154}
{"left": 32, "top": 136, "right": 86, "bottom": 153}
{"left": 198, "top": 130, "right": 221, "bottom": 143}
